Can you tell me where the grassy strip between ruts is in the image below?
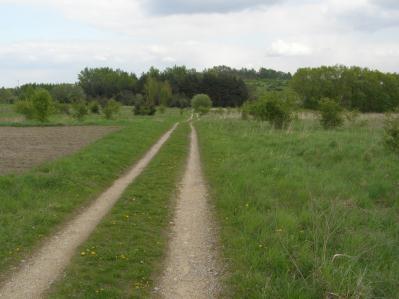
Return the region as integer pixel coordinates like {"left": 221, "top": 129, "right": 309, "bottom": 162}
{"left": 196, "top": 117, "right": 399, "bottom": 298}
{"left": 47, "top": 122, "right": 190, "bottom": 298}
{"left": 0, "top": 115, "right": 181, "bottom": 278}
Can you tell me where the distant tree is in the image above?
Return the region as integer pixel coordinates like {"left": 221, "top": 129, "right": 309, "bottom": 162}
{"left": 159, "top": 81, "right": 173, "bottom": 108}
{"left": 191, "top": 94, "right": 212, "bottom": 115}
{"left": 248, "top": 92, "right": 293, "bottom": 129}
{"left": 50, "top": 84, "right": 86, "bottom": 103}
{"left": 0, "top": 88, "right": 17, "bottom": 104}
{"left": 103, "top": 99, "right": 121, "bottom": 119}
{"left": 78, "top": 67, "right": 137, "bottom": 100}
{"left": 319, "top": 98, "right": 344, "bottom": 129}
{"left": 72, "top": 100, "right": 88, "bottom": 121}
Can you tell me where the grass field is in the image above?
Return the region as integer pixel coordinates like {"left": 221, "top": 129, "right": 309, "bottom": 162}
{"left": 196, "top": 116, "right": 399, "bottom": 298}
{"left": 0, "top": 113, "right": 181, "bottom": 278}
{"left": 47, "top": 123, "right": 190, "bottom": 298}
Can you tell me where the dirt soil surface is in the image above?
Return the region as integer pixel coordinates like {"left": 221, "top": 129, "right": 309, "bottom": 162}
{"left": 0, "top": 126, "right": 119, "bottom": 175}
{"left": 155, "top": 124, "right": 221, "bottom": 299}
{"left": 0, "top": 124, "right": 178, "bottom": 299}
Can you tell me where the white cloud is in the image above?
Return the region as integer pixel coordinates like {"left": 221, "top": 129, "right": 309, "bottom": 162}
{"left": 0, "top": 0, "right": 398, "bottom": 86}
{"left": 266, "top": 40, "right": 313, "bottom": 57}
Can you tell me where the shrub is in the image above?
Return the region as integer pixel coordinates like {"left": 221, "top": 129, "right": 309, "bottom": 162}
{"left": 191, "top": 94, "right": 212, "bottom": 115}
{"left": 158, "top": 105, "right": 166, "bottom": 114}
{"left": 89, "top": 100, "right": 101, "bottom": 114}
{"left": 249, "top": 94, "right": 293, "bottom": 129}
{"left": 319, "top": 98, "right": 344, "bottom": 129}
{"left": 103, "top": 99, "right": 121, "bottom": 119}
{"left": 384, "top": 115, "right": 399, "bottom": 155}
{"left": 15, "top": 89, "right": 54, "bottom": 122}
{"left": 345, "top": 109, "right": 360, "bottom": 125}
{"left": 72, "top": 100, "right": 88, "bottom": 120}
{"left": 15, "top": 100, "right": 35, "bottom": 120}
{"left": 133, "top": 94, "right": 156, "bottom": 116}
{"left": 32, "top": 89, "right": 54, "bottom": 122}
{"left": 56, "top": 103, "right": 71, "bottom": 115}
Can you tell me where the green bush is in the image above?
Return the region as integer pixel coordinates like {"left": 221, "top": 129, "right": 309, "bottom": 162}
{"left": 56, "top": 103, "right": 70, "bottom": 115}
{"left": 319, "top": 98, "right": 344, "bottom": 129}
{"left": 248, "top": 93, "right": 293, "bottom": 129}
{"left": 191, "top": 94, "right": 212, "bottom": 115}
{"left": 32, "top": 89, "right": 54, "bottom": 122}
{"left": 384, "top": 115, "right": 399, "bottom": 155}
{"left": 15, "top": 88, "right": 54, "bottom": 122}
{"left": 103, "top": 99, "right": 120, "bottom": 119}
{"left": 133, "top": 94, "right": 156, "bottom": 116}
{"left": 89, "top": 100, "right": 101, "bottom": 114}
{"left": 15, "top": 100, "right": 35, "bottom": 120}
{"left": 71, "top": 100, "right": 88, "bottom": 121}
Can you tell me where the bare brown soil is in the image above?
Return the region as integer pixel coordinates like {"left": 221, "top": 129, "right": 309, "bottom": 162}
{"left": 0, "top": 126, "right": 119, "bottom": 175}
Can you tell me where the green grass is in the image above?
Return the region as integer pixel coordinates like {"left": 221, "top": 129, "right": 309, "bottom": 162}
{"left": 196, "top": 116, "right": 399, "bottom": 298}
{"left": 48, "top": 123, "right": 190, "bottom": 298}
{"left": 0, "top": 115, "right": 181, "bottom": 278}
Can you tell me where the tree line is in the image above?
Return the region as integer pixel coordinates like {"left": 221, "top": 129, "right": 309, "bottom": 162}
{"left": 1, "top": 65, "right": 398, "bottom": 113}
{"left": 290, "top": 65, "right": 399, "bottom": 112}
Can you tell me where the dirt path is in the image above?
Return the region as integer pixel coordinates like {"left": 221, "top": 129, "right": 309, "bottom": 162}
{"left": 155, "top": 124, "right": 221, "bottom": 299}
{"left": 0, "top": 124, "right": 178, "bottom": 299}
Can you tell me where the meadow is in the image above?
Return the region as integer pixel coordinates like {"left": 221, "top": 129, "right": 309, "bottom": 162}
{"left": 196, "top": 113, "right": 399, "bottom": 298}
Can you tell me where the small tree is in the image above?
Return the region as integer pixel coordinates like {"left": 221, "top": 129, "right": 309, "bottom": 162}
{"left": 319, "top": 98, "right": 344, "bottom": 129}
{"left": 72, "top": 100, "right": 88, "bottom": 121}
{"left": 103, "top": 99, "right": 120, "bottom": 119}
{"left": 89, "top": 100, "right": 101, "bottom": 114}
{"left": 384, "top": 114, "right": 399, "bottom": 155}
{"left": 191, "top": 94, "right": 212, "bottom": 115}
{"left": 248, "top": 93, "right": 293, "bottom": 129}
{"left": 32, "top": 89, "right": 54, "bottom": 122}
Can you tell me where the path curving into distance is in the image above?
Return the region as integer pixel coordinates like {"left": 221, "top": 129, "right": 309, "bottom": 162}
{"left": 0, "top": 124, "right": 178, "bottom": 299}
{"left": 155, "top": 123, "right": 221, "bottom": 299}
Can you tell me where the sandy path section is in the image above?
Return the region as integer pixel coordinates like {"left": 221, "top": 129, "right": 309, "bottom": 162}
{"left": 0, "top": 124, "right": 178, "bottom": 299}
{"left": 155, "top": 124, "right": 221, "bottom": 299}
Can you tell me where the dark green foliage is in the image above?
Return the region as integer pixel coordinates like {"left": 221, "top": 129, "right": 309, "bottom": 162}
{"left": 133, "top": 93, "right": 156, "bottom": 116}
{"left": 319, "top": 98, "right": 344, "bottom": 129}
{"left": 384, "top": 115, "right": 399, "bottom": 155}
{"left": 88, "top": 100, "right": 101, "bottom": 114}
{"left": 191, "top": 94, "right": 212, "bottom": 115}
{"left": 56, "top": 103, "right": 70, "bottom": 115}
{"left": 0, "top": 88, "right": 17, "bottom": 104}
{"left": 291, "top": 65, "right": 399, "bottom": 112}
{"left": 247, "top": 92, "right": 293, "bottom": 129}
{"left": 14, "top": 100, "right": 35, "bottom": 120}
{"left": 50, "top": 84, "right": 86, "bottom": 103}
{"left": 78, "top": 67, "right": 137, "bottom": 99}
{"left": 71, "top": 100, "right": 88, "bottom": 121}
{"left": 200, "top": 71, "right": 248, "bottom": 107}
{"left": 103, "top": 99, "right": 120, "bottom": 119}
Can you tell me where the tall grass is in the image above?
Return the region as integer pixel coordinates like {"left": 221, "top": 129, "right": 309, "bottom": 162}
{"left": 196, "top": 117, "right": 399, "bottom": 298}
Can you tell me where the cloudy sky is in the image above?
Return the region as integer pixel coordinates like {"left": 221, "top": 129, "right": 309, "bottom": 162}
{"left": 0, "top": 0, "right": 398, "bottom": 87}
